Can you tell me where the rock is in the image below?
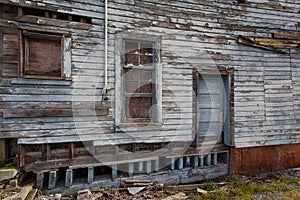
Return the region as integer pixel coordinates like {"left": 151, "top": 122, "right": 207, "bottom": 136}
{"left": 0, "top": 168, "right": 18, "bottom": 182}
{"left": 77, "top": 189, "right": 92, "bottom": 200}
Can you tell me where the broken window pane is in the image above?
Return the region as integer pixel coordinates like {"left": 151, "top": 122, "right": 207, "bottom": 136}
{"left": 123, "top": 40, "right": 155, "bottom": 122}
{"left": 140, "top": 42, "right": 153, "bottom": 55}
{"left": 125, "top": 54, "right": 138, "bottom": 67}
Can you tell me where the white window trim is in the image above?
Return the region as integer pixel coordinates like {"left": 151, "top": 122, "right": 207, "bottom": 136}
{"left": 115, "top": 32, "right": 162, "bottom": 127}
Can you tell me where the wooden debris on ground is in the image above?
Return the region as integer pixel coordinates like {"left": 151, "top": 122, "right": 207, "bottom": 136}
{"left": 76, "top": 189, "right": 92, "bottom": 200}
{"left": 2, "top": 185, "right": 32, "bottom": 200}
{"left": 124, "top": 179, "right": 153, "bottom": 188}
{"left": 25, "top": 189, "right": 37, "bottom": 200}
{"left": 162, "top": 192, "right": 188, "bottom": 200}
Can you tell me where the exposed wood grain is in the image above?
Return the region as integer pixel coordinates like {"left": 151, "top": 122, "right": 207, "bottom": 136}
{"left": 230, "top": 143, "right": 300, "bottom": 176}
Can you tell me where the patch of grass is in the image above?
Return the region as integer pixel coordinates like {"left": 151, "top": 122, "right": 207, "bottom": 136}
{"left": 191, "top": 191, "right": 229, "bottom": 200}
{"left": 190, "top": 174, "right": 300, "bottom": 200}
{"left": 230, "top": 182, "right": 274, "bottom": 196}
{"left": 204, "top": 181, "right": 221, "bottom": 191}
{"left": 279, "top": 190, "right": 300, "bottom": 200}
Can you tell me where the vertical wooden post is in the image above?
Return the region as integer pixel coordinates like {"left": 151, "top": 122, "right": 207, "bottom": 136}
{"left": 87, "top": 167, "right": 94, "bottom": 184}
{"left": 65, "top": 169, "right": 73, "bottom": 187}
{"left": 19, "top": 145, "right": 25, "bottom": 168}
{"left": 111, "top": 165, "right": 117, "bottom": 180}
{"left": 176, "top": 157, "right": 183, "bottom": 170}
{"left": 184, "top": 156, "right": 191, "bottom": 167}
{"left": 199, "top": 155, "right": 204, "bottom": 167}
{"left": 212, "top": 153, "right": 218, "bottom": 165}
{"left": 154, "top": 160, "right": 159, "bottom": 172}
{"left": 146, "top": 160, "right": 151, "bottom": 175}
{"left": 36, "top": 172, "right": 44, "bottom": 189}
{"left": 42, "top": 144, "right": 50, "bottom": 161}
{"left": 191, "top": 156, "right": 198, "bottom": 168}
{"left": 169, "top": 158, "right": 175, "bottom": 170}
{"left": 138, "top": 162, "right": 143, "bottom": 173}
{"left": 204, "top": 154, "right": 211, "bottom": 166}
{"left": 69, "top": 143, "right": 75, "bottom": 159}
{"left": 128, "top": 163, "right": 134, "bottom": 177}
{"left": 0, "top": 139, "right": 5, "bottom": 167}
{"left": 48, "top": 171, "right": 57, "bottom": 189}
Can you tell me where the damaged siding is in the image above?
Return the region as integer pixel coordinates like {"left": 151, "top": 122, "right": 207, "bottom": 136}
{"left": 0, "top": 0, "right": 299, "bottom": 172}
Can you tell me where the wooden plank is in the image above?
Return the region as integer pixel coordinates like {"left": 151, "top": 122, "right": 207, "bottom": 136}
{"left": 41, "top": 144, "right": 50, "bottom": 161}
{"left": 25, "top": 188, "right": 38, "bottom": 200}
{"left": 146, "top": 160, "right": 151, "bottom": 175}
{"left": 0, "top": 21, "right": 3, "bottom": 79}
{"left": 15, "top": 15, "right": 93, "bottom": 30}
{"left": 48, "top": 171, "right": 57, "bottom": 189}
{"left": 10, "top": 78, "right": 71, "bottom": 86}
{"left": 63, "top": 37, "right": 72, "bottom": 78}
{"left": 169, "top": 158, "right": 175, "bottom": 170}
{"left": 65, "top": 169, "right": 73, "bottom": 187}
{"left": 111, "top": 165, "right": 117, "bottom": 180}
{"left": 87, "top": 167, "right": 94, "bottom": 184}
{"left": 176, "top": 157, "right": 183, "bottom": 170}
{"left": 36, "top": 172, "right": 44, "bottom": 189}
{"left": 191, "top": 156, "right": 198, "bottom": 168}
{"left": 3, "top": 108, "right": 109, "bottom": 118}
{"left": 128, "top": 163, "right": 134, "bottom": 177}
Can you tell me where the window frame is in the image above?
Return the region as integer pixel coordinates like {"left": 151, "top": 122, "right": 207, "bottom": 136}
{"left": 115, "top": 33, "right": 162, "bottom": 126}
{"left": 20, "top": 30, "right": 71, "bottom": 79}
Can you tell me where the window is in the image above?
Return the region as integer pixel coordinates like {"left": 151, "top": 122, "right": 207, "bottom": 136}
{"left": 21, "top": 31, "right": 71, "bottom": 79}
{"left": 115, "top": 33, "right": 162, "bottom": 125}
{"left": 123, "top": 40, "right": 155, "bottom": 122}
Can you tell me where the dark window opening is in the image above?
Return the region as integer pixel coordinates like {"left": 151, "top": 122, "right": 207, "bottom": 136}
{"left": 23, "top": 7, "right": 45, "bottom": 17}
{"left": 21, "top": 6, "right": 92, "bottom": 24}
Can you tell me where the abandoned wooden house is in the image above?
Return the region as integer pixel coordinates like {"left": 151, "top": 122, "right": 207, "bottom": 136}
{"left": 0, "top": 0, "right": 300, "bottom": 190}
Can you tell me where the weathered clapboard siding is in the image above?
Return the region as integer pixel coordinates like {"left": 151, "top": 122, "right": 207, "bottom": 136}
{"left": 0, "top": 0, "right": 299, "bottom": 165}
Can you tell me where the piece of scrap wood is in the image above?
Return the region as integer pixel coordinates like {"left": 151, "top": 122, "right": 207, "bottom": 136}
{"left": 25, "top": 189, "right": 37, "bottom": 200}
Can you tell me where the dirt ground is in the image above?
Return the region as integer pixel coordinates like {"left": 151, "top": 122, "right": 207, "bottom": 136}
{"left": 1, "top": 168, "right": 300, "bottom": 200}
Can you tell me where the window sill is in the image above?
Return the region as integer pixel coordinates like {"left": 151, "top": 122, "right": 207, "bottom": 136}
{"left": 11, "top": 78, "right": 72, "bottom": 86}
{"left": 116, "top": 122, "right": 163, "bottom": 132}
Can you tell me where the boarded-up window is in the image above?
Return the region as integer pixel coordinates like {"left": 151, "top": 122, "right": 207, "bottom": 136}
{"left": 22, "top": 32, "right": 62, "bottom": 77}
{"left": 21, "top": 31, "right": 71, "bottom": 79}
{"left": 123, "top": 40, "right": 155, "bottom": 122}
{"left": 197, "top": 74, "right": 230, "bottom": 146}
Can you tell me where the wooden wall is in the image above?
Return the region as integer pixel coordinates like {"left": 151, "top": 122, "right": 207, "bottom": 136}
{"left": 230, "top": 144, "right": 300, "bottom": 176}
{"left": 0, "top": 0, "right": 299, "bottom": 151}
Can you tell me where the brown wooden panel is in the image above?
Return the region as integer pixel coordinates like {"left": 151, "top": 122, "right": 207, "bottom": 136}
{"left": 25, "top": 37, "right": 61, "bottom": 77}
{"left": 230, "top": 143, "right": 300, "bottom": 176}
{"left": 2, "top": 29, "right": 19, "bottom": 78}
